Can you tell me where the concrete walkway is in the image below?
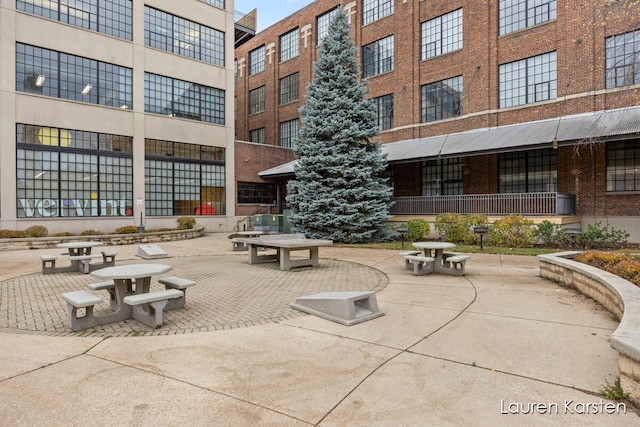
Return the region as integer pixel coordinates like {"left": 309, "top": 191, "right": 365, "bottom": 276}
{"left": 0, "top": 233, "right": 638, "bottom": 425}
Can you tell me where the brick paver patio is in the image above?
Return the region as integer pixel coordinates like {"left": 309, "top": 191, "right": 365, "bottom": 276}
{"left": 0, "top": 254, "right": 387, "bottom": 337}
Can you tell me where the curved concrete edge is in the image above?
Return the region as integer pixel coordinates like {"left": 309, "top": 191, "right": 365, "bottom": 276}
{"left": 538, "top": 251, "right": 640, "bottom": 407}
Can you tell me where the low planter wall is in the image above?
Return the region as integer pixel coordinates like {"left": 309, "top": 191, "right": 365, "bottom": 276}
{"left": 538, "top": 252, "right": 640, "bottom": 408}
{"left": 0, "top": 226, "right": 205, "bottom": 251}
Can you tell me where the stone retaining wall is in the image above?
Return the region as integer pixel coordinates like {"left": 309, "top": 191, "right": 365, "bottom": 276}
{"left": 538, "top": 252, "right": 640, "bottom": 408}
{"left": 0, "top": 227, "right": 205, "bottom": 251}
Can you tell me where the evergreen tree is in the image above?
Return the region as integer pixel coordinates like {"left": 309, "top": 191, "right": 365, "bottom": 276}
{"left": 286, "top": 9, "right": 395, "bottom": 243}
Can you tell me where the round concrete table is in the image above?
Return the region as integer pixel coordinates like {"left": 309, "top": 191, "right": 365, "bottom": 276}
{"left": 412, "top": 242, "right": 456, "bottom": 273}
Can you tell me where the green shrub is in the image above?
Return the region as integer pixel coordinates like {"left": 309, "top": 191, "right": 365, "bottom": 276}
{"left": 0, "top": 229, "right": 26, "bottom": 238}
{"left": 405, "top": 219, "right": 430, "bottom": 241}
{"left": 434, "top": 213, "right": 465, "bottom": 242}
{"left": 24, "top": 225, "right": 48, "bottom": 238}
{"left": 114, "top": 225, "right": 140, "bottom": 234}
{"left": 533, "top": 220, "right": 568, "bottom": 247}
{"left": 51, "top": 232, "right": 75, "bottom": 237}
{"left": 80, "top": 229, "right": 103, "bottom": 236}
{"left": 488, "top": 215, "right": 535, "bottom": 247}
{"left": 176, "top": 217, "right": 196, "bottom": 230}
{"left": 462, "top": 214, "right": 489, "bottom": 244}
{"left": 435, "top": 213, "right": 488, "bottom": 243}
{"left": 576, "top": 221, "right": 629, "bottom": 249}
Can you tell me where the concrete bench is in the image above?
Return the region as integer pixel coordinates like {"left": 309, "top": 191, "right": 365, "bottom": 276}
{"left": 443, "top": 251, "right": 462, "bottom": 261}
{"left": 69, "top": 254, "right": 103, "bottom": 274}
{"left": 444, "top": 255, "right": 470, "bottom": 276}
{"left": 88, "top": 281, "right": 118, "bottom": 310}
{"left": 123, "top": 289, "right": 183, "bottom": 328}
{"left": 230, "top": 238, "right": 247, "bottom": 251}
{"left": 398, "top": 251, "right": 421, "bottom": 270}
{"left": 101, "top": 250, "right": 117, "bottom": 266}
{"left": 40, "top": 254, "right": 58, "bottom": 274}
{"left": 61, "top": 290, "right": 103, "bottom": 331}
{"left": 158, "top": 276, "right": 196, "bottom": 309}
{"left": 404, "top": 255, "right": 435, "bottom": 276}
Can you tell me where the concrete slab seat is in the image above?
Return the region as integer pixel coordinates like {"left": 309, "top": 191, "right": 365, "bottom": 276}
{"left": 88, "top": 281, "right": 118, "bottom": 310}
{"left": 230, "top": 238, "right": 246, "bottom": 251}
{"left": 398, "top": 251, "right": 421, "bottom": 270}
{"left": 69, "top": 254, "right": 103, "bottom": 274}
{"left": 40, "top": 254, "right": 58, "bottom": 274}
{"left": 123, "top": 289, "right": 183, "bottom": 329}
{"left": 442, "top": 255, "right": 470, "bottom": 276}
{"left": 158, "top": 276, "right": 196, "bottom": 309}
{"left": 443, "top": 251, "right": 462, "bottom": 261}
{"left": 61, "top": 290, "right": 103, "bottom": 332}
{"left": 404, "top": 255, "right": 435, "bottom": 276}
{"left": 101, "top": 250, "right": 117, "bottom": 266}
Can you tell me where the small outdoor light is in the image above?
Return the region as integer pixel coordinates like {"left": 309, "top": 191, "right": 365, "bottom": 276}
{"left": 473, "top": 226, "right": 489, "bottom": 250}
{"left": 397, "top": 226, "right": 409, "bottom": 248}
{"left": 552, "top": 137, "right": 558, "bottom": 150}
{"left": 138, "top": 212, "right": 145, "bottom": 234}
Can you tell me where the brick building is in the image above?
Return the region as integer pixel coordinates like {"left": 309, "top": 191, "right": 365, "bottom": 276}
{"left": 234, "top": 0, "right": 640, "bottom": 241}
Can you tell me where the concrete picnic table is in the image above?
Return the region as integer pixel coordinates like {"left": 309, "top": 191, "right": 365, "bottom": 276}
{"left": 236, "top": 234, "right": 333, "bottom": 271}
{"left": 57, "top": 241, "right": 104, "bottom": 256}
{"left": 412, "top": 241, "right": 456, "bottom": 274}
{"left": 89, "top": 263, "right": 173, "bottom": 323}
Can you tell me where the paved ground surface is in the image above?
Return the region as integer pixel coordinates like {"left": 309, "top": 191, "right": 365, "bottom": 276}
{"left": 0, "top": 233, "right": 638, "bottom": 425}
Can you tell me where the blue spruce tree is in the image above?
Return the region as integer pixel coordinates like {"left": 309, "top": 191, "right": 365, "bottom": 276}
{"left": 286, "top": 9, "right": 395, "bottom": 243}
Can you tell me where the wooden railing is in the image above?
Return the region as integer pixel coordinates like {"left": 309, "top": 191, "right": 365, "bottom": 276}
{"left": 391, "top": 193, "right": 576, "bottom": 216}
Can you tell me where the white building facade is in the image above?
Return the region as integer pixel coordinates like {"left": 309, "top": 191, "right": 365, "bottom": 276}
{"left": 0, "top": 0, "right": 239, "bottom": 234}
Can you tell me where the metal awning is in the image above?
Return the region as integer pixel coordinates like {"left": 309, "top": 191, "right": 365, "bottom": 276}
{"left": 259, "top": 106, "right": 640, "bottom": 177}
{"left": 258, "top": 160, "right": 298, "bottom": 178}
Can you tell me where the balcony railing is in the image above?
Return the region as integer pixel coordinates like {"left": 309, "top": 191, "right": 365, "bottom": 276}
{"left": 391, "top": 193, "right": 576, "bottom": 216}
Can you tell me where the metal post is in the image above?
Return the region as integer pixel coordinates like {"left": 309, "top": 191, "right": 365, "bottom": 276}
{"left": 138, "top": 212, "right": 145, "bottom": 234}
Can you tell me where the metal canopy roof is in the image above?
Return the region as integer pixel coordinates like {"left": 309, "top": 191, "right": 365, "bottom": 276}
{"left": 259, "top": 106, "right": 640, "bottom": 177}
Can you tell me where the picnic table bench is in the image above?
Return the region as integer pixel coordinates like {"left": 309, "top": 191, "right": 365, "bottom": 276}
{"left": 41, "top": 242, "right": 118, "bottom": 274}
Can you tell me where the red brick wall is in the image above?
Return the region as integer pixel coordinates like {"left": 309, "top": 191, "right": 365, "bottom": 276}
{"left": 235, "top": 0, "right": 640, "bottom": 217}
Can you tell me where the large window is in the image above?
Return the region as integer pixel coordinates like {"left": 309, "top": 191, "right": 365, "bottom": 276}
{"left": 372, "top": 94, "right": 394, "bottom": 131}
{"left": 279, "top": 73, "right": 299, "bottom": 105}
{"left": 363, "top": 0, "right": 393, "bottom": 25}
{"left": 280, "top": 28, "right": 300, "bottom": 62}
{"left": 249, "top": 46, "right": 265, "bottom": 75}
{"left": 16, "top": 124, "right": 133, "bottom": 218}
{"left": 422, "top": 158, "right": 463, "bottom": 196}
{"left": 145, "top": 140, "right": 225, "bottom": 216}
{"left": 249, "top": 128, "right": 266, "bottom": 144}
{"left": 421, "top": 76, "right": 463, "bottom": 123}
{"left": 145, "top": 6, "right": 224, "bottom": 66}
{"left": 499, "top": 149, "right": 557, "bottom": 193}
{"left": 238, "top": 182, "right": 277, "bottom": 205}
{"left": 249, "top": 86, "right": 265, "bottom": 114}
{"left": 17, "top": 0, "right": 133, "bottom": 40}
{"left": 316, "top": 8, "right": 340, "bottom": 45}
{"left": 606, "top": 29, "right": 640, "bottom": 89}
{"left": 499, "top": 51, "right": 556, "bottom": 108}
{"left": 16, "top": 43, "right": 132, "bottom": 109}
{"left": 499, "top": 0, "right": 556, "bottom": 36}
{"left": 280, "top": 119, "right": 299, "bottom": 148}
{"left": 420, "top": 9, "right": 462, "bottom": 60}
{"left": 144, "top": 73, "right": 225, "bottom": 124}
{"left": 363, "top": 35, "right": 394, "bottom": 78}
{"left": 607, "top": 141, "right": 640, "bottom": 192}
